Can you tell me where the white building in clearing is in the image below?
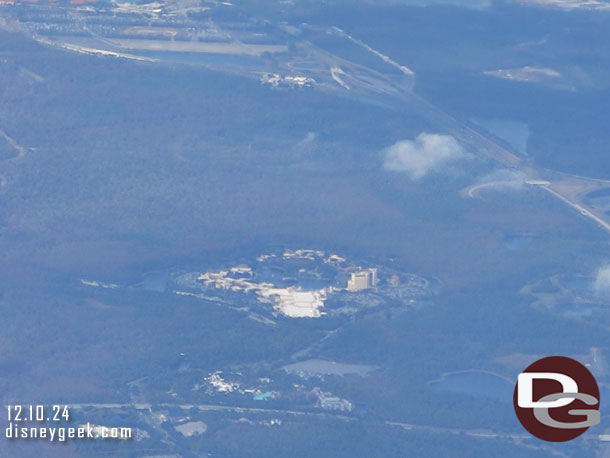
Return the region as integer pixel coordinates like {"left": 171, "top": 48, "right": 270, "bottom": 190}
{"left": 258, "top": 287, "right": 327, "bottom": 318}
{"left": 347, "top": 269, "right": 377, "bottom": 292}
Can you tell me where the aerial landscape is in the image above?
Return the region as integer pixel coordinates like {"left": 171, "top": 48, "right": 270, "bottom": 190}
{"left": 1, "top": 0, "right": 610, "bottom": 456}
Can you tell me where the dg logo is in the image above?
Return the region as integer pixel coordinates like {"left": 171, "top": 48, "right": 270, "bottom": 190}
{"left": 514, "top": 356, "right": 600, "bottom": 442}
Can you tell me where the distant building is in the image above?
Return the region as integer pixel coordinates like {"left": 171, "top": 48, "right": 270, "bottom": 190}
{"left": 347, "top": 268, "right": 377, "bottom": 292}
{"left": 312, "top": 388, "right": 353, "bottom": 412}
{"left": 260, "top": 73, "right": 316, "bottom": 89}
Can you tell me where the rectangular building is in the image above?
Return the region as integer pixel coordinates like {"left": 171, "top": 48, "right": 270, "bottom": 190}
{"left": 347, "top": 268, "right": 377, "bottom": 292}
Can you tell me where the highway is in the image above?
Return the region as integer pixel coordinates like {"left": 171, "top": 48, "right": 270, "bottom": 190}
{"left": 62, "top": 400, "right": 604, "bottom": 458}
{"left": 3, "top": 19, "right": 610, "bottom": 455}
{"left": 14, "top": 2, "right": 610, "bottom": 240}
{"left": 463, "top": 180, "right": 525, "bottom": 198}
{"left": 326, "top": 27, "right": 610, "bottom": 238}
{"left": 537, "top": 183, "right": 610, "bottom": 235}
{"left": 463, "top": 176, "right": 610, "bottom": 236}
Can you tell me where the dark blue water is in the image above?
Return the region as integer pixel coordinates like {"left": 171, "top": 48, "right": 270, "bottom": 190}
{"left": 432, "top": 370, "right": 610, "bottom": 408}
{"left": 431, "top": 371, "right": 514, "bottom": 402}
{"left": 471, "top": 118, "right": 530, "bottom": 156}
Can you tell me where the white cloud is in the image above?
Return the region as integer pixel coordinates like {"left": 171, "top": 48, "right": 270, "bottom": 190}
{"left": 594, "top": 263, "right": 610, "bottom": 297}
{"left": 382, "top": 132, "right": 471, "bottom": 180}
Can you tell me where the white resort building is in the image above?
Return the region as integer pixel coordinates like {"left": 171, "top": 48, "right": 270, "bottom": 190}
{"left": 347, "top": 268, "right": 377, "bottom": 292}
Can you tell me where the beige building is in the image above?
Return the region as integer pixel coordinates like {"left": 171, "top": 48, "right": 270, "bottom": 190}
{"left": 347, "top": 268, "right": 377, "bottom": 292}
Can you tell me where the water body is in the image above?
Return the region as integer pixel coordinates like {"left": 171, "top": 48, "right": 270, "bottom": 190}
{"left": 430, "top": 370, "right": 514, "bottom": 402}
{"left": 253, "top": 392, "right": 273, "bottom": 401}
{"left": 431, "top": 370, "right": 610, "bottom": 407}
{"left": 585, "top": 188, "right": 610, "bottom": 200}
{"left": 471, "top": 118, "right": 530, "bottom": 156}
{"left": 584, "top": 188, "right": 610, "bottom": 212}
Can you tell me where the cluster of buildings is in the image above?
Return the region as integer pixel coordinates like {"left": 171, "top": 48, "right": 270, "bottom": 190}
{"left": 261, "top": 73, "right": 315, "bottom": 89}
{"left": 197, "top": 266, "right": 330, "bottom": 318}
{"left": 282, "top": 249, "right": 324, "bottom": 260}
{"left": 205, "top": 372, "right": 239, "bottom": 393}
{"left": 196, "top": 252, "right": 382, "bottom": 318}
{"left": 259, "top": 287, "right": 329, "bottom": 318}
{"left": 312, "top": 388, "right": 354, "bottom": 412}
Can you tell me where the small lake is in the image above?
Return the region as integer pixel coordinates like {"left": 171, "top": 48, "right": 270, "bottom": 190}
{"left": 432, "top": 370, "right": 610, "bottom": 407}
{"left": 430, "top": 370, "right": 514, "bottom": 402}
{"left": 471, "top": 118, "right": 530, "bottom": 156}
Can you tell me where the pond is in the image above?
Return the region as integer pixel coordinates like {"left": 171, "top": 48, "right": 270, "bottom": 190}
{"left": 430, "top": 370, "right": 514, "bottom": 402}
